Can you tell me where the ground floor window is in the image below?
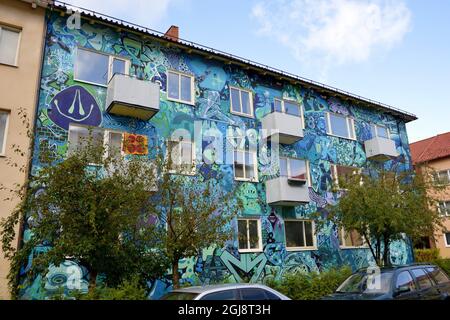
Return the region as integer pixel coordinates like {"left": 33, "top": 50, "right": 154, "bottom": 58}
{"left": 445, "top": 233, "right": 450, "bottom": 247}
{"left": 339, "top": 228, "right": 366, "bottom": 248}
{"left": 285, "top": 220, "right": 315, "bottom": 250}
{"left": 237, "top": 218, "right": 262, "bottom": 252}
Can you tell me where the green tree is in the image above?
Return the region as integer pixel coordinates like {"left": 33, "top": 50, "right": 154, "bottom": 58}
{"left": 319, "top": 169, "right": 445, "bottom": 267}
{"left": 1, "top": 131, "right": 169, "bottom": 298}
{"left": 152, "top": 141, "right": 242, "bottom": 289}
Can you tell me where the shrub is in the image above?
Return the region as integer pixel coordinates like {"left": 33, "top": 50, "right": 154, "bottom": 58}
{"left": 265, "top": 266, "right": 352, "bottom": 300}
{"left": 414, "top": 248, "right": 440, "bottom": 262}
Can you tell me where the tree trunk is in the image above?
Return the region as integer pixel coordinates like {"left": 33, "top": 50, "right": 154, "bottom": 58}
{"left": 383, "top": 236, "right": 391, "bottom": 267}
{"left": 172, "top": 260, "right": 180, "bottom": 289}
{"left": 88, "top": 270, "right": 98, "bottom": 295}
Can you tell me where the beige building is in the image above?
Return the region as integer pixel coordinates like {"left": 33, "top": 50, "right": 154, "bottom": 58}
{"left": 0, "top": 0, "right": 47, "bottom": 299}
{"left": 411, "top": 132, "right": 450, "bottom": 259}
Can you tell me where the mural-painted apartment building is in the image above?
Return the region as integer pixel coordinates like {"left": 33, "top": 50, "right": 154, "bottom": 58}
{"left": 16, "top": 2, "right": 418, "bottom": 299}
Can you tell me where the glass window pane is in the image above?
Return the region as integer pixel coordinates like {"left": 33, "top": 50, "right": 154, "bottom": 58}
{"left": 241, "top": 91, "right": 251, "bottom": 115}
{"left": 245, "top": 151, "right": 256, "bottom": 180}
{"left": 425, "top": 267, "right": 449, "bottom": 285}
{"left": 370, "top": 125, "right": 377, "bottom": 139}
{"left": 304, "top": 221, "right": 314, "bottom": 247}
{"left": 279, "top": 157, "right": 288, "bottom": 177}
{"left": 395, "top": 271, "right": 416, "bottom": 291}
{"left": 168, "top": 141, "right": 180, "bottom": 169}
{"left": 230, "top": 88, "right": 241, "bottom": 113}
{"left": 284, "top": 101, "right": 300, "bottom": 116}
{"left": 201, "top": 290, "right": 237, "bottom": 300}
{"left": 108, "top": 132, "right": 122, "bottom": 158}
{"left": 377, "top": 126, "right": 389, "bottom": 139}
{"left": 285, "top": 221, "right": 304, "bottom": 248}
{"left": 112, "top": 58, "right": 125, "bottom": 76}
{"left": 0, "top": 28, "right": 20, "bottom": 65}
{"left": 346, "top": 229, "right": 364, "bottom": 247}
{"left": 445, "top": 233, "right": 450, "bottom": 245}
{"left": 234, "top": 150, "right": 244, "bottom": 178}
{"left": 75, "top": 49, "right": 109, "bottom": 85}
{"left": 329, "top": 113, "right": 349, "bottom": 138}
{"left": 248, "top": 220, "right": 259, "bottom": 249}
{"left": 437, "top": 171, "right": 450, "bottom": 185}
{"left": 411, "top": 269, "right": 433, "bottom": 289}
{"left": 289, "top": 159, "right": 307, "bottom": 180}
{"left": 180, "top": 75, "right": 192, "bottom": 102}
{"left": 348, "top": 119, "right": 355, "bottom": 139}
{"left": 0, "top": 112, "right": 8, "bottom": 154}
{"left": 238, "top": 220, "right": 248, "bottom": 250}
{"left": 168, "top": 72, "right": 180, "bottom": 99}
{"left": 274, "top": 99, "right": 283, "bottom": 113}
{"left": 240, "top": 288, "right": 267, "bottom": 300}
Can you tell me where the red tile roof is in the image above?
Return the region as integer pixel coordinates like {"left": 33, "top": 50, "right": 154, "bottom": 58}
{"left": 410, "top": 132, "right": 450, "bottom": 164}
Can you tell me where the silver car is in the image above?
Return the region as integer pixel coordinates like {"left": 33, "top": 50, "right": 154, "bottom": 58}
{"left": 160, "top": 283, "right": 291, "bottom": 300}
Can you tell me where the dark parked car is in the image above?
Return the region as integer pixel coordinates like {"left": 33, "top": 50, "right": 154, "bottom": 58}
{"left": 323, "top": 263, "right": 450, "bottom": 300}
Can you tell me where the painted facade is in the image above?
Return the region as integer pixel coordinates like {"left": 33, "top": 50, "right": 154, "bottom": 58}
{"left": 20, "top": 9, "right": 415, "bottom": 299}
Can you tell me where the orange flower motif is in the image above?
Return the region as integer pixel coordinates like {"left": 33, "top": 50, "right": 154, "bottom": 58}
{"left": 123, "top": 133, "right": 148, "bottom": 155}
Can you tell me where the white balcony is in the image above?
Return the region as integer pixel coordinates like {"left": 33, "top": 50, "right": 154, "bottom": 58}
{"left": 364, "top": 137, "right": 398, "bottom": 161}
{"left": 265, "top": 177, "right": 310, "bottom": 206}
{"left": 261, "top": 112, "right": 304, "bottom": 145}
{"left": 106, "top": 74, "right": 160, "bottom": 121}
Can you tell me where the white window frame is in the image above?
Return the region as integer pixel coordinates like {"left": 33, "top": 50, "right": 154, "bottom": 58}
{"left": 237, "top": 218, "right": 263, "bottom": 253}
{"left": 229, "top": 86, "right": 254, "bottom": 118}
{"left": 325, "top": 112, "right": 356, "bottom": 140}
{"left": 370, "top": 123, "right": 390, "bottom": 139}
{"left": 279, "top": 157, "right": 311, "bottom": 186}
{"left": 0, "top": 110, "right": 10, "bottom": 156}
{"left": 434, "top": 169, "right": 450, "bottom": 185}
{"left": 0, "top": 24, "right": 21, "bottom": 67}
{"left": 444, "top": 232, "right": 450, "bottom": 248}
{"left": 74, "top": 47, "right": 130, "bottom": 87}
{"left": 274, "top": 98, "right": 305, "bottom": 129}
{"left": 338, "top": 227, "right": 368, "bottom": 249}
{"left": 233, "top": 148, "right": 258, "bottom": 182}
{"left": 437, "top": 201, "right": 450, "bottom": 217}
{"left": 331, "top": 164, "right": 362, "bottom": 190}
{"left": 166, "top": 139, "right": 196, "bottom": 176}
{"left": 284, "top": 219, "right": 317, "bottom": 251}
{"left": 166, "top": 69, "right": 195, "bottom": 105}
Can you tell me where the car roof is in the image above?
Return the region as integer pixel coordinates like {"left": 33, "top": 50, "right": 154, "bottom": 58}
{"left": 355, "top": 263, "right": 438, "bottom": 273}
{"left": 169, "top": 283, "right": 274, "bottom": 294}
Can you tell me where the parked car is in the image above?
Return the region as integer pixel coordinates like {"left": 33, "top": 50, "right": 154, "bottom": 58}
{"left": 160, "top": 283, "right": 291, "bottom": 300}
{"left": 323, "top": 263, "right": 450, "bottom": 300}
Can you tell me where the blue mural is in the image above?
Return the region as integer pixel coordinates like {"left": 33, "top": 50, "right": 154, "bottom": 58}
{"left": 21, "top": 10, "right": 414, "bottom": 299}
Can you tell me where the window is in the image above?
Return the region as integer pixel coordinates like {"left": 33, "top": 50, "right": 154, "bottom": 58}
{"left": 425, "top": 267, "right": 449, "bottom": 284}
{"left": 75, "top": 48, "right": 129, "bottom": 86}
{"left": 339, "top": 228, "right": 366, "bottom": 248}
{"left": 279, "top": 157, "right": 309, "bottom": 184}
{"left": 370, "top": 124, "right": 390, "bottom": 139}
{"left": 434, "top": 169, "right": 450, "bottom": 185}
{"left": 438, "top": 201, "right": 450, "bottom": 217}
{"left": 230, "top": 86, "right": 253, "bottom": 117}
{"left": 237, "top": 218, "right": 262, "bottom": 252}
{"left": 240, "top": 288, "right": 270, "bottom": 300}
{"left": 201, "top": 290, "right": 238, "bottom": 300}
{"left": 0, "top": 111, "right": 10, "bottom": 156}
{"left": 0, "top": 25, "right": 21, "bottom": 66}
{"left": 167, "top": 70, "right": 195, "bottom": 105}
{"left": 68, "top": 124, "right": 104, "bottom": 158}
{"left": 326, "top": 112, "right": 356, "bottom": 140}
{"left": 331, "top": 164, "right": 360, "bottom": 190}
{"left": 445, "top": 233, "right": 450, "bottom": 247}
{"left": 285, "top": 220, "right": 315, "bottom": 250}
{"left": 167, "top": 139, "right": 195, "bottom": 175}
{"left": 274, "top": 98, "right": 305, "bottom": 128}
{"left": 233, "top": 149, "right": 258, "bottom": 181}
{"left": 395, "top": 271, "right": 416, "bottom": 292}
{"left": 411, "top": 268, "right": 433, "bottom": 289}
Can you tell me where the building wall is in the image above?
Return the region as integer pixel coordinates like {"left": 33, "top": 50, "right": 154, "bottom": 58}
{"left": 20, "top": 11, "right": 414, "bottom": 299}
{"left": 424, "top": 158, "right": 450, "bottom": 258}
{"left": 0, "top": 0, "right": 46, "bottom": 299}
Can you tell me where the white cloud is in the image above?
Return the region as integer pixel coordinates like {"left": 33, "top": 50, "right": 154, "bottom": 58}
{"left": 251, "top": 0, "right": 412, "bottom": 75}
{"left": 65, "top": 0, "right": 173, "bottom": 27}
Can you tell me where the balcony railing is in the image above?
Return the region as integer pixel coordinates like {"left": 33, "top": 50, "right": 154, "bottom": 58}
{"left": 261, "top": 110, "right": 304, "bottom": 145}
{"left": 265, "top": 175, "right": 310, "bottom": 206}
{"left": 105, "top": 73, "right": 160, "bottom": 121}
{"left": 364, "top": 136, "right": 399, "bottom": 161}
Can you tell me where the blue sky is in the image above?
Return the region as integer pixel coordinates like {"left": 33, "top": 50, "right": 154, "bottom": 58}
{"left": 67, "top": 0, "right": 450, "bottom": 143}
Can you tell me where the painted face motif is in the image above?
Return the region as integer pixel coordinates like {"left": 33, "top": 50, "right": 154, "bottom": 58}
{"left": 48, "top": 85, "right": 102, "bottom": 130}
{"left": 238, "top": 183, "right": 261, "bottom": 215}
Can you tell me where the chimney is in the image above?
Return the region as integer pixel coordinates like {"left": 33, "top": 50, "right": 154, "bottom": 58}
{"left": 164, "top": 25, "right": 179, "bottom": 42}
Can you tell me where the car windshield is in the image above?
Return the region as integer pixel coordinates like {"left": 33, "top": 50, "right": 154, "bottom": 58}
{"left": 336, "top": 271, "right": 394, "bottom": 294}
{"left": 160, "top": 292, "right": 199, "bottom": 300}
